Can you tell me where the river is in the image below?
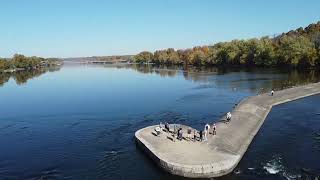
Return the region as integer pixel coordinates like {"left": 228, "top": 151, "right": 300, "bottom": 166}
{"left": 0, "top": 64, "right": 319, "bottom": 179}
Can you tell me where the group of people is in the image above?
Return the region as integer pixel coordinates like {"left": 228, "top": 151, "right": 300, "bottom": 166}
{"left": 156, "top": 89, "right": 276, "bottom": 142}
{"left": 198, "top": 123, "right": 216, "bottom": 142}
{"left": 156, "top": 111, "right": 233, "bottom": 142}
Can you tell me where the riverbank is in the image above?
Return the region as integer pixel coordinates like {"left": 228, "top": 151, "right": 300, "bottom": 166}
{"left": 0, "top": 63, "right": 62, "bottom": 73}
{"left": 135, "top": 82, "right": 320, "bottom": 178}
{"left": 0, "top": 54, "right": 63, "bottom": 73}
{"left": 133, "top": 21, "right": 320, "bottom": 68}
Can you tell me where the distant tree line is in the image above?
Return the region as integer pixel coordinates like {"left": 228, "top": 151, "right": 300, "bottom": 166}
{"left": 93, "top": 55, "right": 133, "bottom": 61}
{"left": 0, "top": 54, "right": 62, "bottom": 71}
{"left": 134, "top": 21, "right": 320, "bottom": 68}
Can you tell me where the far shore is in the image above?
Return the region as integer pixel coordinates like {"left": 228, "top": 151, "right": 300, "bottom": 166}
{"left": 0, "top": 63, "right": 63, "bottom": 73}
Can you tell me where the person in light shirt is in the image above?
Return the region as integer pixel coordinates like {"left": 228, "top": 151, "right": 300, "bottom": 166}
{"left": 226, "top": 112, "right": 232, "bottom": 123}
{"left": 204, "top": 124, "right": 210, "bottom": 141}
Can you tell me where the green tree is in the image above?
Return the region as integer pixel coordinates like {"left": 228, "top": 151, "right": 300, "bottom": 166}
{"left": 12, "top": 54, "right": 42, "bottom": 69}
{"left": 311, "top": 32, "right": 320, "bottom": 67}
{"left": 191, "top": 50, "right": 206, "bottom": 65}
{"left": 277, "top": 35, "right": 317, "bottom": 66}
{"left": 254, "top": 37, "right": 276, "bottom": 66}
{"left": 133, "top": 51, "right": 153, "bottom": 63}
{"left": 154, "top": 50, "right": 168, "bottom": 64}
{"left": 167, "top": 49, "right": 181, "bottom": 64}
{"left": 207, "top": 47, "right": 218, "bottom": 65}
{"left": 0, "top": 58, "right": 11, "bottom": 70}
{"left": 12, "top": 54, "right": 27, "bottom": 68}
{"left": 215, "top": 42, "right": 241, "bottom": 65}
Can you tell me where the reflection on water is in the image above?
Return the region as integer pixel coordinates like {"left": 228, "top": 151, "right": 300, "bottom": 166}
{"left": 2, "top": 64, "right": 320, "bottom": 94}
{"left": 0, "top": 64, "right": 319, "bottom": 180}
{"left": 0, "top": 73, "right": 10, "bottom": 86}
{"left": 0, "top": 66, "right": 61, "bottom": 86}
{"left": 109, "top": 64, "right": 320, "bottom": 93}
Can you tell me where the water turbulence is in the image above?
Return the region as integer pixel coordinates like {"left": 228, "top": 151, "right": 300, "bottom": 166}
{"left": 263, "top": 155, "right": 284, "bottom": 175}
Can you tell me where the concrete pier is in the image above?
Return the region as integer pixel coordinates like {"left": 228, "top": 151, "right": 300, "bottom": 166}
{"left": 135, "top": 82, "right": 320, "bottom": 178}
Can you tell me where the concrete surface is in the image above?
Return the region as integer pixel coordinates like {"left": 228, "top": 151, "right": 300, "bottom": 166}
{"left": 135, "top": 82, "right": 320, "bottom": 178}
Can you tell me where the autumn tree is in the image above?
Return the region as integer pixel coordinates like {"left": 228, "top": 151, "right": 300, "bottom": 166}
{"left": 133, "top": 21, "right": 320, "bottom": 68}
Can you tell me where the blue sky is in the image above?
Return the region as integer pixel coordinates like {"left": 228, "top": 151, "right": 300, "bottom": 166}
{"left": 1, "top": 0, "right": 319, "bottom": 58}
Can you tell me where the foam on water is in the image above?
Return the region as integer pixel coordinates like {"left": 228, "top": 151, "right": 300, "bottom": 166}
{"left": 263, "top": 156, "right": 284, "bottom": 174}
{"left": 233, "top": 169, "right": 241, "bottom": 174}
{"left": 262, "top": 156, "right": 303, "bottom": 180}
{"left": 282, "top": 172, "right": 301, "bottom": 180}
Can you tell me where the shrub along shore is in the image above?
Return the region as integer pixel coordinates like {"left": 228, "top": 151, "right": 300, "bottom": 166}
{"left": 134, "top": 21, "right": 320, "bottom": 68}
{"left": 0, "top": 54, "right": 62, "bottom": 72}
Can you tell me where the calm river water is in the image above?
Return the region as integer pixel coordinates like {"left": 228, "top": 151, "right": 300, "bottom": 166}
{"left": 0, "top": 64, "right": 319, "bottom": 180}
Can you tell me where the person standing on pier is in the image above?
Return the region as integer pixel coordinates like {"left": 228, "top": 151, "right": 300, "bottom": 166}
{"left": 204, "top": 124, "right": 210, "bottom": 141}
{"left": 226, "top": 112, "right": 232, "bottom": 123}
{"left": 212, "top": 123, "right": 216, "bottom": 135}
